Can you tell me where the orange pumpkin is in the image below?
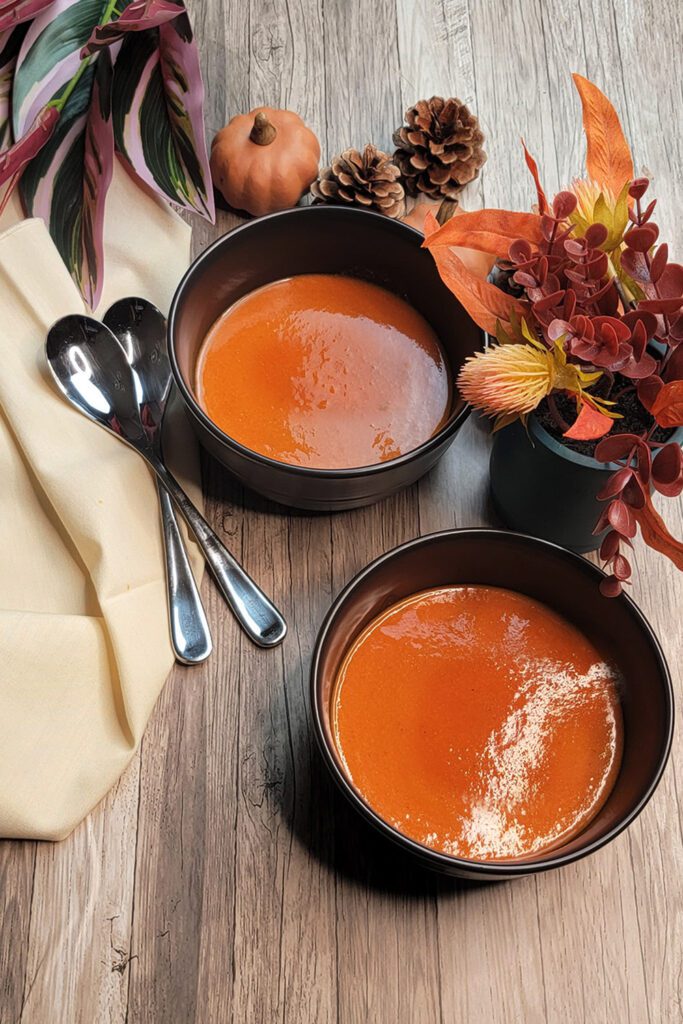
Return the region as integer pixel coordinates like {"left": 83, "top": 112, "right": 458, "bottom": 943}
{"left": 210, "top": 107, "right": 321, "bottom": 218}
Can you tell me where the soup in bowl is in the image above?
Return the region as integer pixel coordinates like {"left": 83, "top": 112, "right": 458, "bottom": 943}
{"left": 168, "top": 206, "right": 484, "bottom": 510}
{"left": 311, "top": 530, "right": 673, "bottom": 880}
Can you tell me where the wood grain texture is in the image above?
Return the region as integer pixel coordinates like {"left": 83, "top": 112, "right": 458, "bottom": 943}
{"left": 1, "top": 1, "right": 682, "bottom": 1022}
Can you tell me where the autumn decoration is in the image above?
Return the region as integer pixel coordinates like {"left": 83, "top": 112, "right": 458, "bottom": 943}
{"left": 393, "top": 95, "right": 486, "bottom": 224}
{"left": 311, "top": 143, "right": 405, "bottom": 219}
{"left": 0, "top": 0, "right": 214, "bottom": 309}
{"left": 211, "top": 107, "right": 320, "bottom": 218}
{"left": 423, "top": 74, "right": 683, "bottom": 596}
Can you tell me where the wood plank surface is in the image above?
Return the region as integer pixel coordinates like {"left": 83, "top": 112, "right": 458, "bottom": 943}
{"left": 2, "top": 1, "right": 682, "bottom": 1022}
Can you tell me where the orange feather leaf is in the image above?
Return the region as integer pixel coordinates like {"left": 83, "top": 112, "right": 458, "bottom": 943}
{"left": 423, "top": 208, "right": 543, "bottom": 259}
{"left": 423, "top": 216, "right": 527, "bottom": 335}
{"left": 572, "top": 73, "right": 634, "bottom": 197}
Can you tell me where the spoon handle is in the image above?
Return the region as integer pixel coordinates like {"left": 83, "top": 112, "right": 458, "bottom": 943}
{"left": 149, "top": 458, "right": 287, "bottom": 648}
{"left": 157, "top": 479, "right": 213, "bottom": 664}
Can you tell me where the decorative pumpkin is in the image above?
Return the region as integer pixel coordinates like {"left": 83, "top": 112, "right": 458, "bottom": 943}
{"left": 210, "top": 107, "right": 321, "bottom": 218}
{"left": 402, "top": 198, "right": 495, "bottom": 280}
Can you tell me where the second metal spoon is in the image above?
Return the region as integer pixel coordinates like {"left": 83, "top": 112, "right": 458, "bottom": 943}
{"left": 103, "top": 297, "right": 212, "bottom": 665}
{"left": 46, "top": 314, "right": 287, "bottom": 648}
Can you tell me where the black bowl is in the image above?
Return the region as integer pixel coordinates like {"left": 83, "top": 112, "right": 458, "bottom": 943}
{"left": 310, "top": 529, "right": 673, "bottom": 880}
{"left": 168, "top": 206, "right": 484, "bottom": 511}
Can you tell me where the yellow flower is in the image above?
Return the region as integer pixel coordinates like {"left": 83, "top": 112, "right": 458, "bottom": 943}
{"left": 457, "top": 331, "right": 611, "bottom": 430}
{"left": 567, "top": 177, "right": 629, "bottom": 251}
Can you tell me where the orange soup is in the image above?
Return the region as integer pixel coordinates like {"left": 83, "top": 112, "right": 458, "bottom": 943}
{"left": 196, "top": 274, "right": 450, "bottom": 469}
{"left": 332, "top": 586, "right": 623, "bottom": 862}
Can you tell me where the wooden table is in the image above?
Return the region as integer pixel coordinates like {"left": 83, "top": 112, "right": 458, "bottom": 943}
{"left": 3, "top": 1, "right": 682, "bottom": 1021}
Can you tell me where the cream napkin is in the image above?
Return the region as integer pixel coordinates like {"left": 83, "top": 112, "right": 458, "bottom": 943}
{"left": 0, "top": 163, "right": 203, "bottom": 840}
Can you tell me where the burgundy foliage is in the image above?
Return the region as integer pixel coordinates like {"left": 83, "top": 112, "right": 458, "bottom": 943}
{"left": 505, "top": 177, "right": 683, "bottom": 596}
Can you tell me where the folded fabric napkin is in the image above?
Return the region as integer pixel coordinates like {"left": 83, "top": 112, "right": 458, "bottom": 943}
{"left": 0, "top": 163, "right": 204, "bottom": 840}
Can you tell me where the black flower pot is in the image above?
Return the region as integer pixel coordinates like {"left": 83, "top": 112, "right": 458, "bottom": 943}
{"left": 490, "top": 416, "right": 683, "bottom": 554}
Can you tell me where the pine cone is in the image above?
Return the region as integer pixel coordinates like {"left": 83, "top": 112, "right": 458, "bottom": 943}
{"left": 393, "top": 97, "right": 486, "bottom": 201}
{"left": 311, "top": 144, "right": 405, "bottom": 219}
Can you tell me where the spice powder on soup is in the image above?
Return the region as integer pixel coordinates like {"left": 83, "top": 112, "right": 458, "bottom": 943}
{"left": 332, "top": 585, "right": 623, "bottom": 862}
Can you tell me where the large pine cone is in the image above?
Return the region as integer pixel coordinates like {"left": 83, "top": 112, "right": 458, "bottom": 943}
{"left": 393, "top": 96, "right": 486, "bottom": 200}
{"left": 311, "top": 144, "right": 406, "bottom": 219}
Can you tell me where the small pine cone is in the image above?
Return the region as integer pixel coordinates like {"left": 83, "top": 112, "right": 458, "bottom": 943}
{"left": 393, "top": 96, "right": 486, "bottom": 200}
{"left": 311, "top": 144, "right": 406, "bottom": 219}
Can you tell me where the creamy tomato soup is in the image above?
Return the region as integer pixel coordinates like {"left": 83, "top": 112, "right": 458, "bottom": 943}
{"left": 332, "top": 586, "right": 623, "bottom": 862}
{"left": 196, "top": 274, "right": 450, "bottom": 469}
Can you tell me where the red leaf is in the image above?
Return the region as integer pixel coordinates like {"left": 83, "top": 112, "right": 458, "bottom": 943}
{"left": 553, "top": 190, "right": 577, "bottom": 219}
{"left": 564, "top": 403, "right": 614, "bottom": 440}
{"left": 622, "top": 476, "right": 646, "bottom": 509}
{"left": 521, "top": 139, "right": 547, "bottom": 214}
{"left": 599, "top": 530, "right": 621, "bottom": 561}
{"left": 612, "top": 553, "right": 632, "bottom": 581}
{"left": 638, "top": 298, "right": 683, "bottom": 315}
{"left": 629, "top": 178, "right": 649, "bottom": 200}
{"left": 423, "top": 218, "right": 527, "bottom": 335}
{"left": 634, "top": 493, "right": 683, "bottom": 570}
{"left": 658, "top": 263, "right": 683, "bottom": 300}
{"left": 600, "top": 575, "right": 623, "bottom": 598}
{"left": 650, "top": 244, "right": 669, "bottom": 283}
{"left": 624, "top": 224, "right": 658, "bottom": 252}
{"left": 572, "top": 74, "right": 634, "bottom": 197}
{"left": 637, "top": 375, "right": 663, "bottom": 411}
{"left": 597, "top": 466, "right": 633, "bottom": 500}
{"left": 595, "top": 433, "right": 642, "bottom": 463}
{"left": 652, "top": 442, "right": 683, "bottom": 487}
{"left": 607, "top": 498, "right": 636, "bottom": 537}
{"left": 423, "top": 208, "right": 544, "bottom": 259}
{"left": 651, "top": 380, "right": 683, "bottom": 427}
{"left": 585, "top": 223, "right": 609, "bottom": 248}
{"left": 664, "top": 345, "right": 683, "bottom": 381}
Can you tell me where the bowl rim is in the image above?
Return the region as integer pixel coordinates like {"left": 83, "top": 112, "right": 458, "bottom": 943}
{"left": 309, "top": 527, "right": 675, "bottom": 877}
{"left": 167, "top": 205, "right": 485, "bottom": 478}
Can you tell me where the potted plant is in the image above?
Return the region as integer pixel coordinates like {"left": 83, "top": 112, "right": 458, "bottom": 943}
{"left": 422, "top": 73, "right": 683, "bottom": 597}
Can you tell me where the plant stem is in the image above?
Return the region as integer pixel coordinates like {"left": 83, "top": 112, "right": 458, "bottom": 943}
{"left": 547, "top": 394, "right": 570, "bottom": 432}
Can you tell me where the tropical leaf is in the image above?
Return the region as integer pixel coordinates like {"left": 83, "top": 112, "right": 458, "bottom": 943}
{"left": 0, "top": 0, "right": 56, "bottom": 33}
{"left": 82, "top": 0, "right": 182, "bottom": 56}
{"left": 423, "top": 210, "right": 527, "bottom": 335}
{"left": 12, "top": 0, "right": 107, "bottom": 137}
{"left": 0, "top": 26, "right": 25, "bottom": 151}
{"left": 13, "top": 0, "right": 118, "bottom": 305}
{"left": 572, "top": 74, "right": 634, "bottom": 197}
{"left": 0, "top": 101, "right": 57, "bottom": 200}
{"left": 112, "top": 12, "right": 213, "bottom": 220}
{"left": 422, "top": 207, "right": 543, "bottom": 259}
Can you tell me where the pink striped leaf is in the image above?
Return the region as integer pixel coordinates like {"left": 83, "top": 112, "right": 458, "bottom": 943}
{"left": 81, "top": 0, "right": 182, "bottom": 57}
{"left": 18, "top": 51, "right": 114, "bottom": 307}
{"left": 112, "top": 10, "right": 214, "bottom": 220}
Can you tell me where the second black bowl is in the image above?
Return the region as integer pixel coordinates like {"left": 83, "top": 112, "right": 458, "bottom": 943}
{"left": 168, "top": 206, "right": 484, "bottom": 511}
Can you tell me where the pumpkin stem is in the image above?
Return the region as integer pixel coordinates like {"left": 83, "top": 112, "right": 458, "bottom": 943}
{"left": 250, "top": 112, "right": 277, "bottom": 146}
{"left": 436, "top": 197, "right": 459, "bottom": 226}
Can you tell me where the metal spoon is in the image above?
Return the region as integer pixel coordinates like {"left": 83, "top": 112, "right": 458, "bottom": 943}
{"left": 103, "top": 297, "right": 212, "bottom": 665}
{"left": 46, "top": 315, "right": 287, "bottom": 648}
